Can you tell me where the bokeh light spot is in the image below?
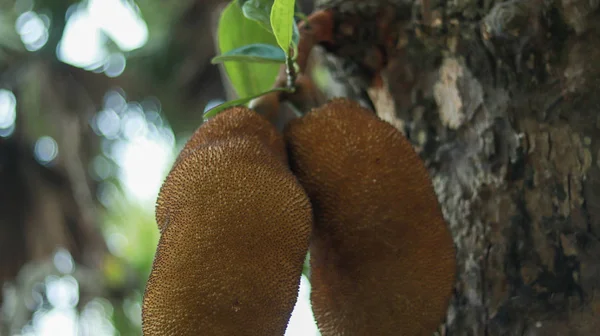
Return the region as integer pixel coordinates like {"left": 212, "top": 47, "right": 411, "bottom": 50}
{"left": 53, "top": 249, "right": 75, "bottom": 275}
{"left": 34, "top": 136, "right": 59, "bottom": 164}
{"left": 107, "top": 233, "right": 128, "bottom": 257}
{"left": 15, "top": 11, "right": 49, "bottom": 51}
{"left": 88, "top": 0, "right": 148, "bottom": 51}
{"left": 57, "top": 8, "right": 108, "bottom": 68}
{"left": 121, "top": 106, "right": 147, "bottom": 139}
{"left": 103, "top": 90, "right": 127, "bottom": 111}
{"left": 46, "top": 276, "right": 79, "bottom": 310}
{"left": 204, "top": 99, "right": 226, "bottom": 112}
{"left": 58, "top": 0, "right": 148, "bottom": 72}
{"left": 103, "top": 53, "right": 127, "bottom": 78}
{"left": 0, "top": 89, "right": 17, "bottom": 137}
{"left": 95, "top": 108, "right": 121, "bottom": 139}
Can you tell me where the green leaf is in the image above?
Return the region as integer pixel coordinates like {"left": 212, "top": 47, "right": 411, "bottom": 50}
{"left": 218, "top": 2, "right": 281, "bottom": 98}
{"left": 241, "top": 0, "right": 299, "bottom": 46}
{"left": 241, "top": 0, "right": 273, "bottom": 31}
{"left": 203, "top": 87, "right": 291, "bottom": 119}
{"left": 302, "top": 251, "right": 311, "bottom": 279}
{"left": 211, "top": 43, "right": 286, "bottom": 64}
{"left": 270, "top": 0, "right": 296, "bottom": 54}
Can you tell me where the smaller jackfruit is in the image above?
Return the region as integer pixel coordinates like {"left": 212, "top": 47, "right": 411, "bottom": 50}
{"left": 143, "top": 107, "right": 312, "bottom": 335}
{"left": 285, "top": 98, "right": 456, "bottom": 336}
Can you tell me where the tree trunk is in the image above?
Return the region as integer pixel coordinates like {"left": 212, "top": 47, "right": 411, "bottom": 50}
{"left": 316, "top": 0, "right": 600, "bottom": 334}
{"left": 0, "top": 62, "right": 107, "bottom": 301}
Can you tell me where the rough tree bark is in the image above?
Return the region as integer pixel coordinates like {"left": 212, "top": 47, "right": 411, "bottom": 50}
{"left": 314, "top": 0, "right": 600, "bottom": 335}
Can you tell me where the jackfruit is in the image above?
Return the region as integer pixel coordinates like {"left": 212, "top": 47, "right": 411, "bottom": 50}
{"left": 143, "top": 107, "right": 312, "bottom": 335}
{"left": 156, "top": 107, "right": 287, "bottom": 232}
{"left": 284, "top": 98, "right": 456, "bottom": 336}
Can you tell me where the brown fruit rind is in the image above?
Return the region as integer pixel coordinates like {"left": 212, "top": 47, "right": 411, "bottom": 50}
{"left": 156, "top": 107, "right": 287, "bottom": 232}
{"left": 285, "top": 98, "right": 456, "bottom": 336}
{"left": 176, "top": 106, "right": 287, "bottom": 166}
{"left": 143, "top": 108, "right": 312, "bottom": 335}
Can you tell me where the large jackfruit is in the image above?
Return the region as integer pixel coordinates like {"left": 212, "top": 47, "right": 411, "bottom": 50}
{"left": 285, "top": 98, "right": 456, "bottom": 336}
{"left": 176, "top": 106, "right": 287, "bottom": 164}
{"left": 143, "top": 107, "right": 312, "bottom": 335}
{"left": 155, "top": 107, "right": 288, "bottom": 233}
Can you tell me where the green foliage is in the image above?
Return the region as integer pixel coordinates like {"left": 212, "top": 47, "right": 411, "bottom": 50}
{"left": 238, "top": 0, "right": 300, "bottom": 45}
{"left": 210, "top": 0, "right": 303, "bottom": 119}
{"left": 270, "top": 0, "right": 296, "bottom": 55}
{"left": 211, "top": 43, "right": 286, "bottom": 64}
{"left": 102, "top": 191, "right": 160, "bottom": 284}
{"left": 302, "top": 252, "right": 311, "bottom": 278}
{"left": 217, "top": 2, "right": 281, "bottom": 99}
{"left": 239, "top": 0, "right": 273, "bottom": 31}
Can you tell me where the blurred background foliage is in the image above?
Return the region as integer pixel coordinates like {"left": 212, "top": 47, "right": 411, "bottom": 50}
{"left": 0, "top": 0, "right": 317, "bottom": 335}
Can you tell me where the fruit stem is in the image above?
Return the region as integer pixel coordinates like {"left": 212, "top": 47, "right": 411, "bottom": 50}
{"left": 285, "top": 50, "right": 297, "bottom": 92}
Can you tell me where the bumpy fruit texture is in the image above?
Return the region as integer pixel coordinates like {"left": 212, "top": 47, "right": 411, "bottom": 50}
{"left": 285, "top": 98, "right": 456, "bottom": 336}
{"left": 176, "top": 105, "right": 286, "bottom": 165}
{"left": 156, "top": 107, "right": 287, "bottom": 232}
{"left": 143, "top": 107, "right": 312, "bottom": 335}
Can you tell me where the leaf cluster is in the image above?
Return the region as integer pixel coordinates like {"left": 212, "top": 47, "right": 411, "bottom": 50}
{"left": 208, "top": 0, "right": 301, "bottom": 117}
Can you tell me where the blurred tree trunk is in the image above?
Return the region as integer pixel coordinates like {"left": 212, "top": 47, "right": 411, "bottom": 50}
{"left": 0, "top": 63, "right": 107, "bottom": 295}
{"left": 316, "top": 0, "right": 600, "bottom": 334}
{"left": 0, "top": 2, "right": 114, "bottom": 301}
